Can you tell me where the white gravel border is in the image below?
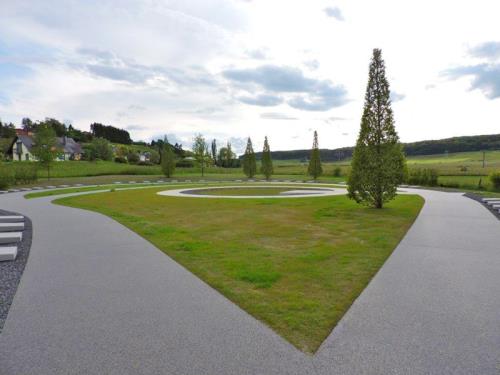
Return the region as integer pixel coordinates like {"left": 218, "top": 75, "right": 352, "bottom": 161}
{"left": 157, "top": 185, "right": 345, "bottom": 199}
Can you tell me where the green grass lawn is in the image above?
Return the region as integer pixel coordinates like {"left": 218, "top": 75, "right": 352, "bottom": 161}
{"left": 56, "top": 186, "right": 423, "bottom": 353}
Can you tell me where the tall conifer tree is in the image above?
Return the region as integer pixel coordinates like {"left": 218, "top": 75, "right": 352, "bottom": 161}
{"left": 161, "top": 137, "right": 176, "bottom": 178}
{"left": 242, "top": 137, "right": 257, "bottom": 178}
{"left": 307, "top": 131, "right": 322, "bottom": 180}
{"left": 348, "top": 49, "right": 406, "bottom": 208}
{"left": 260, "top": 136, "right": 273, "bottom": 180}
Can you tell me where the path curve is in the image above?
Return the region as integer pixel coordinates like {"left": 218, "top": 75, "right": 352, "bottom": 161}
{"left": 0, "top": 186, "right": 499, "bottom": 375}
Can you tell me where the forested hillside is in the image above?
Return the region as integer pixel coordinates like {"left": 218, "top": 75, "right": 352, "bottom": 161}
{"left": 252, "top": 134, "right": 500, "bottom": 161}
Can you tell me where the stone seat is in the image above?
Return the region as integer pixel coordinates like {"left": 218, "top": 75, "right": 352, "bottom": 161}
{"left": 0, "top": 246, "right": 17, "bottom": 261}
{"left": 0, "top": 216, "right": 24, "bottom": 223}
{"left": 0, "top": 223, "right": 25, "bottom": 232}
{"left": 486, "top": 200, "right": 500, "bottom": 206}
{"left": 0, "top": 232, "right": 22, "bottom": 244}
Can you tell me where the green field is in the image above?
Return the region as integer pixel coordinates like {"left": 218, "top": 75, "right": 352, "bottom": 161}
{"left": 55, "top": 186, "right": 423, "bottom": 352}
{"left": 3, "top": 149, "right": 500, "bottom": 193}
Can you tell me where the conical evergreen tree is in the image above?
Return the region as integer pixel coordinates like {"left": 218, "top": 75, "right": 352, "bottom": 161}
{"left": 307, "top": 131, "right": 322, "bottom": 180}
{"left": 260, "top": 136, "right": 273, "bottom": 180}
{"left": 242, "top": 137, "right": 257, "bottom": 178}
{"left": 348, "top": 49, "right": 406, "bottom": 208}
{"left": 161, "top": 137, "right": 176, "bottom": 178}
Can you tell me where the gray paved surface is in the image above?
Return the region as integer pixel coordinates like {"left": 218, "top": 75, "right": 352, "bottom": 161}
{"left": 0, "top": 187, "right": 499, "bottom": 374}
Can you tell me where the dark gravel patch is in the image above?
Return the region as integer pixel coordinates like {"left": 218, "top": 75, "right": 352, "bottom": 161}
{"left": 464, "top": 193, "right": 500, "bottom": 221}
{"left": 0, "top": 209, "right": 32, "bottom": 332}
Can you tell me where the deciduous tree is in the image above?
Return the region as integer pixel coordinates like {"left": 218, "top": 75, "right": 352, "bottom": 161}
{"left": 31, "top": 124, "right": 59, "bottom": 180}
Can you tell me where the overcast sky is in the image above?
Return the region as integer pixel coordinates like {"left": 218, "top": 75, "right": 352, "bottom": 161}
{"left": 1, "top": 0, "right": 499, "bottom": 153}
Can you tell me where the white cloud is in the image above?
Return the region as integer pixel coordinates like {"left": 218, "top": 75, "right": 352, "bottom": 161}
{"left": 1, "top": 0, "right": 500, "bottom": 151}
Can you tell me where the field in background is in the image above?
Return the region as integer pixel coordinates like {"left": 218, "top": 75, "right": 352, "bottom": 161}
{"left": 2, "top": 149, "right": 500, "bottom": 191}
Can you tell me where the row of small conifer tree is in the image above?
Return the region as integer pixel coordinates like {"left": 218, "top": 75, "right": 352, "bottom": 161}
{"left": 241, "top": 132, "right": 323, "bottom": 181}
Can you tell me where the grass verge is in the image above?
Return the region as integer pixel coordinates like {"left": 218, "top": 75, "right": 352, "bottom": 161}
{"left": 55, "top": 186, "right": 423, "bottom": 352}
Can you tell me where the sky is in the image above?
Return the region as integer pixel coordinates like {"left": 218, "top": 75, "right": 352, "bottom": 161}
{"left": 0, "top": 0, "right": 499, "bottom": 153}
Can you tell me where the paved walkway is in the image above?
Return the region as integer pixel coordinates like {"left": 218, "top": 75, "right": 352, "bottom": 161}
{"left": 0, "top": 188, "right": 499, "bottom": 374}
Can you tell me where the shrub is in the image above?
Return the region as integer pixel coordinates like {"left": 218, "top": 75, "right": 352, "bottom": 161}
{"left": 490, "top": 172, "right": 500, "bottom": 190}
{"left": 93, "top": 138, "right": 113, "bottom": 161}
{"left": 127, "top": 151, "right": 140, "bottom": 164}
{"left": 439, "top": 181, "right": 459, "bottom": 189}
{"left": 176, "top": 159, "right": 194, "bottom": 168}
{"left": 13, "top": 163, "right": 38, "bottom": 185}
{"left": 0, "top": 166, "right": 14, "bottom": 189}
{"left": 333, "top": 167, "right": 342, "bottom": 177}
{"left": 149, "top": 150, "right": 160, "bottom": 164}
{"left": 408, "top": 168, "right": 438, "bottom": 187}
{"left": 114, "top": 156, "right": 128, "bottom": 164}
{"left": 137, "top": 160, "right": 153, "bottom": 166}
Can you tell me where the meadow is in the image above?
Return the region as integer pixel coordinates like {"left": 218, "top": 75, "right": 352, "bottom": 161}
{"left": 55, "top": 186, "right": 423, "bottom": 352}
{"left": 3, "top": 149, "right": 500, "bottom": 192}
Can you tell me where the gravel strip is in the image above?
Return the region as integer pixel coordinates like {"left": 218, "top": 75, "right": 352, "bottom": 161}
{"left": 463, "top": 192, "right": 500, "bottom": 221}
{"left": 0, "top": 209, "right": 32, "bottom": 332}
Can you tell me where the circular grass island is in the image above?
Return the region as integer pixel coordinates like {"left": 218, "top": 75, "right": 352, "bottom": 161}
{"left": 157, "top": 185, "right": 341, "bottom": 198}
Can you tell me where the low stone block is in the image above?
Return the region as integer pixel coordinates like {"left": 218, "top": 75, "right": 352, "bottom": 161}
{"left": 486, "top": 200, "right": 500, "bottom": 206}
{"left": 0, "top": 216, "right": 24, "bottom": 223}
{"left": 0, "top": 223, "right": 25, "bottom": 232}
{"left": 0, "top": 246, "right": 17, "bottom": 262}
{"left": 482, "top": 197, "right": 499, "bottom": 202}
{"left": 0, "top": 232, "right": 22, "bottom": 244}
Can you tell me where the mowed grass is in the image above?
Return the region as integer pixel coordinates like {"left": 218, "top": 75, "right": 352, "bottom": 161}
{"left": 56, "top": 187, "right": 423, "bottom": 352}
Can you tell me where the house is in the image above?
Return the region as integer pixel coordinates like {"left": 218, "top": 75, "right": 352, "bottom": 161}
{"left": 7, "top": 134, "right": 82, "bottom": 161}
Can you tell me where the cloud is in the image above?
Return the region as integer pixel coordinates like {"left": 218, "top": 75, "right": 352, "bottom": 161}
{"left": 246, "top": 48, "right": 268, "bottom": 60}
{"left": 222, "top": 64, "right": 348, "bottom": 111}
{"left": 323, "top": 116, "right": 347, "bottom": 124}
{"left": 125, "top": 124, "right": 148, "bottom": 131}
{"left": 304, "top": 59, "right": 319, "bottom": 70}
{"left": 260, "top": 112, "right": 297, "bottom": 120}
{"left": 441, "top": 41, "right": 500, "bottom": 99}
{"left": 237, "top": 94, "right": 282, "bottom": 106}
{"left": 443, "top": 64, "right": 500, "bottom": 99}
{"left": 227, "top": 136, "right": 247, "bottom": 154}
{"left": 323, "top": 7, "right": 344, "bottom": 21}
{"left": 469, "top": 41, "right": 500, "bottom": 60}
{"left": 76, "top": 48, "right": 217, "bottom": 88}
{"left": 390, "top": 91, "right": 405, "bottom": 102}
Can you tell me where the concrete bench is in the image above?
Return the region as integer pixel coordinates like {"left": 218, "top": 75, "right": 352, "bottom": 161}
{"left": 143, "top": 181, "right": 151, "bottom": 183}
{"left": 0, "top": 232, "right": 22, "bottom": 244}
{"left": 482, "top": 198, "right": 500, "bottom": 202}
{"left": 0, "top": 246, "right": 17, "bottom": 262}
{"left": 0, "top": 216, "right": 24, "bottom": 223}
{"left": 486, "top": 200, "right": 500, "bottom": 206}
{"left": 0, "top": 223, "right": 25, "bottom": 232}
